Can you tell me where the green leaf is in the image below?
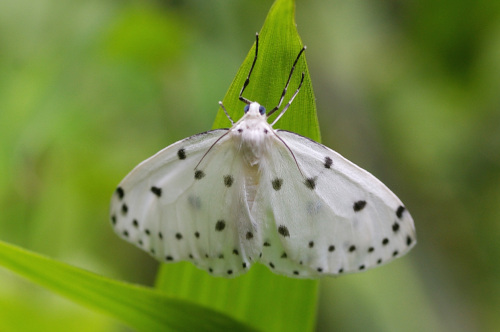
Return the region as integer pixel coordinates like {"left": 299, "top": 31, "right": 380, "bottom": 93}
{"left": 0, "top": 1, "right": 320, "bottom": 331}
{"left": 0, "top": 240, "right": 256, "bottom": 332}
{"left": 156, "top": 0, "right": 320, "bottom": 331}
{"left": 214, "top": 1, "right": 320, "bottom": 141}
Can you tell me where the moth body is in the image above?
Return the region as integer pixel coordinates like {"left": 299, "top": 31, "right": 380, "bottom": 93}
{"left": 109, "top": 35, "right": 416, "bottom": 278}
{"left": 231, "top": 102, "right": 274, "bottom": 167}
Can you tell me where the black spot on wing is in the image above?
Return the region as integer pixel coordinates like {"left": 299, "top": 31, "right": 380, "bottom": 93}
{"left": 324, "top": 156, "right": 333, "bottom": 169}
{"left": 177, "top": 148, "right": 186, "bottom": 160}
{"left": 121, "top": 204, "right": 128, "bottom": 215}
{"left": 308, "top": 241, "right": 314, "bottom": 248}
{"left": 132, "top": 219, "right": 138, "bottom": 228}
{"left": 175, "top": 233, "right": 183, "bottom": 240}
{"left": 194, "top": 231, "right": 200, "bottom": 238}
{"left": 111, "top": 215, "right": 116, "bottom": 225}
{"left": 368, "top": 247, "right": 374, "bottom": 253}
{"left": 246, "top": 231, "right": 254, "bottom": 240}
{"left": 278, "top": 225, "right": 290, "bottom": 237}
{"left": 353, "top": 200, "right": 367, "bottom": 212}
{"left": 392, "top": 222, "right": 400, "bottom": 232}
{"left": 223, "top": 175, "right": 234, "bottom": 187}
{"left": 328, "top": 245, "right": 335, "bottom": 252}
{"left": 396, "top": 206, "right": 406, "bottom": 219}
{"left": 349, "top": 245, "right": 356, "bottom": 252}
{"left": 194, "top": 170, "right": 205, "bottom": 180}
{"left": 151, "top": 186, "right": 162, "bottom": 197}
{"left": 406, "top": 236, "right": 413, "bottom": 246}
{"left": 166, "top": 255, "right": 174, "bottom": 261}
{"left": 304, "top": 177, "right": 317, "bottom": 190}
{"left": 215, "top": 220, "right": 226, "bottom": 231}
{"left": 382, "top": 238, "right": 389, "bottom": 246}
{"left": 272, "top": 178, "right": 283, "bottom": 191}
{"left": 116, "top": 187, "right": 124, "bottom": 199}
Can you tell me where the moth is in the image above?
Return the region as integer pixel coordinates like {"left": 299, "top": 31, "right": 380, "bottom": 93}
{"left": 110, "top": 34, "right": 416, "bottom": 278}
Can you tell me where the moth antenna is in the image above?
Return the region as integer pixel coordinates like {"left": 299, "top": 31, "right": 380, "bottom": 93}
{"left": 273, "top": 131, "right": 305, "bottom": 179}
{"left": 267, "top": 45, "right": 306, "bottom": 118}
{"left": 194, "top": 130, "right": 231, "bottom": 170}
{"left": 239, "top": 33, "right": 259, "bottom": 105}
{"left": 270, "top": 72, "right": 305, "bottom": 126}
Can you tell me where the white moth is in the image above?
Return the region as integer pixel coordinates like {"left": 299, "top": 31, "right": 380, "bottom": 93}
{"left": 110, "top": 34, "right": 416, "bottom": 278}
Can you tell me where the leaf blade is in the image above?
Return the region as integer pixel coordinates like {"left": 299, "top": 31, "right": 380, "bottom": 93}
{"left": 214, "top": 0, "right": 320, "bottom": 142}
{"left": 157, "top": 1, "right": 320, "bottom": 331}
{"left": 0, "top": 240, "right": 256, "bottom": 332}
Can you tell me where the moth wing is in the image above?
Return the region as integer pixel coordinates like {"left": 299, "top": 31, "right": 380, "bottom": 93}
{"left": 110, "top": 129, "right": 257, "bottom": 277}
{"left": 252, "top": 130, "right": 416, "bottom": 278}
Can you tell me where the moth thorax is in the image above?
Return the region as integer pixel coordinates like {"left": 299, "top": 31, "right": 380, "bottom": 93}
{"left": 232, "top": 119, "right": 272, "bottom": 166}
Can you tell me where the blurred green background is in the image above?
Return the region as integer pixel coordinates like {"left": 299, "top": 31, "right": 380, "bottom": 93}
{"left": 1, "top": 0, "right": 499, "bottom": 331}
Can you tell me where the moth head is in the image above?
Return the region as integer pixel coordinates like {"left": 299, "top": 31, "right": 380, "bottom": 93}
{"left": 244, "top": 102, "right": 266, "bottom": 116}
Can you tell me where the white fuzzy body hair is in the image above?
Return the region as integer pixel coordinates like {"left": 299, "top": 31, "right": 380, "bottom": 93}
{"left": 230, "top": 102, "right": 274, "bottom": 167}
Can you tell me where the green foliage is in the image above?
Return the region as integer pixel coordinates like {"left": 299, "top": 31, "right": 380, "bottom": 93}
{"left": 212, "top": 0, "right": 319, "bottom": 140}
{"left": 0, "top": 240, "right": 256, "bottom": 332}
{"left": 0, "top": 0, "right": 318, "bottom": 331}
{"left": 1, "top": 0, "right": 500, "bottom": 331}
{"left": 157, "top": 1, "right": 319, "bottom": 331}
